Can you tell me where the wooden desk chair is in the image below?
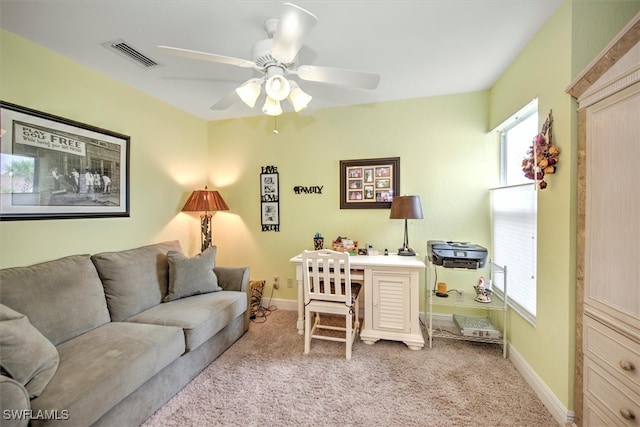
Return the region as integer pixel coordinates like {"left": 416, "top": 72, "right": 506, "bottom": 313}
{"left": 302, "top": 249, "right": 362, "bottom": 359}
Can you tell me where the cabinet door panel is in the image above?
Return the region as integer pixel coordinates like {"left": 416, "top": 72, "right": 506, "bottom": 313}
{"left": 372, "top": 271, "right": 410, "bottom": 332}
{"left": 585, "top": 82, "right": 640, "bottom": 329}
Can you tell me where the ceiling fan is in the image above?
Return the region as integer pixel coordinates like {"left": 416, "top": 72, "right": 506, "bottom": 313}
{"left": 156, "top": 2, "right": 380, "bottom": 116}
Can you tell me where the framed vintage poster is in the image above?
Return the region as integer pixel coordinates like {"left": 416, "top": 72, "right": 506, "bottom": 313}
{"left": 339, "top": 157, "right": 400, "bottom": 209}
{"left": 0, "top": 101, "right": 130, "bottom": 220}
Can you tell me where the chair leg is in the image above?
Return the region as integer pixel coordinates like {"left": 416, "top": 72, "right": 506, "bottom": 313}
{"left": 304, "top": 307, "right": 311, "bottom": 355}
{"left": 354, "top": 299, "right": 361, "bottom": 334}
{"left": 345, "top": 310, "right": 353, "bottom": 360}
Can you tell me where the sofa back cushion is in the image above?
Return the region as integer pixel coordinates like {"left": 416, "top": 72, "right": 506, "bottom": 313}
{"left": 0, "top": 255, "right": 111, "bottom": 345}
{"left": 91, "top": 241, "right": 182, "bottom": 321}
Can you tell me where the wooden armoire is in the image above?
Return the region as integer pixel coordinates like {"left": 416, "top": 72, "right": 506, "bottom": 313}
{"left": 567, "top": 13, "right": 640, "bottom": 427}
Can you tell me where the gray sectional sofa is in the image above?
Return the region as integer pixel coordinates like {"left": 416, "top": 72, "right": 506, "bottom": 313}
{"left": 0, "top": 241, "right": 250, "bottom": 427}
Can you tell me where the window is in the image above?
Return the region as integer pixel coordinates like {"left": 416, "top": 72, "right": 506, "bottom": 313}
{"left": 501, "top": 110, "right": 538, "bottom": 186}
{"left": 491, "top": 99, "right": 538, "bottom": 324}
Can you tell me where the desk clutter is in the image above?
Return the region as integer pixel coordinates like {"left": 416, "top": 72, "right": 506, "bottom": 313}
{"left": 330, "top": 236, "right": 358, "bottom": 255}
{"left": 312, "top": 234, "right": 386, "bottom": 256}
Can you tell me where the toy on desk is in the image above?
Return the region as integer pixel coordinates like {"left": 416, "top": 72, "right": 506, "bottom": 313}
{"left": 313, "top": 232, "right": 324, "bottom": 250}
{"left": 473, "top": 276, "right": 492, "bottom": 303}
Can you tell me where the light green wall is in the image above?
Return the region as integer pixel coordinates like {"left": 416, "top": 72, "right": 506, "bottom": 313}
{"left": 490, "top": 1, "right": 576, "bottom": 410}
{"left": 208, "top": 93, "right": 494, "bottom": 302}
{"left": 0, "top": 29, "right": 209, "bottom": 267}
{"left": 571, "top": 0, "right": 640, "bottom": 77}
{"left": 488, "top": 0, "right": 639, "bottom": 412}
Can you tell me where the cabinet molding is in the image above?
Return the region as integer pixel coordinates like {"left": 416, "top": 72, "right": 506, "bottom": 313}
{"left": 568, "top": 12, "right": 640, "bottom": 426}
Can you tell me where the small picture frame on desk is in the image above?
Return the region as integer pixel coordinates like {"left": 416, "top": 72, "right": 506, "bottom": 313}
{"left": 339, "top": 157, "right": 399, "bottom": 209}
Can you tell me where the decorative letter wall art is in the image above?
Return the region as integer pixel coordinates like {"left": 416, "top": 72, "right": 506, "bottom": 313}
{"left": 260, "top": 165, "right": 279, "bottom": 232}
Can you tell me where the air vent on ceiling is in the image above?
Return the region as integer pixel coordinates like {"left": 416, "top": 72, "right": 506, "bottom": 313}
{"left": 102, "top": 39, "right": 160, "bottom": 69}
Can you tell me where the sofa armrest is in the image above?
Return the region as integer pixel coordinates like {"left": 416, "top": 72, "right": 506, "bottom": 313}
{"left": 1, "top": 374, "right": 30, "bottom": 427}
{"left": 214, "top": 267, "right": 250, "bottom": 293}
{"left": 215, "top": 266, "right": 250, "bottom": 330}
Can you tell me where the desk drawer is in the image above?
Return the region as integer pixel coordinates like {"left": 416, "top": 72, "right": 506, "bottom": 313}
{"left": 584, "top": 316, "right": 639, "bottom": 390}
{"left": 584, "top": 357, "right": 640, "bottom": 426}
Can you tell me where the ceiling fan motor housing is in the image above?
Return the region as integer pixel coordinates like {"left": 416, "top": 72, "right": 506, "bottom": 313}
{"left": 252, "top": 38, "right": 296, "bottom": 71}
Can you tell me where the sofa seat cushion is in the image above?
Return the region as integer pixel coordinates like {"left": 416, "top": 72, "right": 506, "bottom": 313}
{"left": 30, "top": 322, "right": 184, "bottom": 427}
{"left": 91, "top": 241, "right": 182, "bottom": 322}
{"left": 127, "top": 291, "right": 247, "bottom": 352}
{"left": 0, "top": 255, "right": 111, "bottom": 345}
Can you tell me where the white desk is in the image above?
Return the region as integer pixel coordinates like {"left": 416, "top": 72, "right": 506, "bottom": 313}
{"left": 290, "top": 253, "right": 426, "bottom": 350}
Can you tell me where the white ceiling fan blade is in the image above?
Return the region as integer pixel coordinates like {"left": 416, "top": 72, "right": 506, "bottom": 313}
{"left": 271, "top": 3, "right": 317, "bottom": 63}
{"left": 297, "top": 65, "right": 380, "bottom": 90}
{"left": 157, "top": 46, "right": 256, "bottom": 69}
{"left": 210, "top": 90, "right": 240, "bottom": 110}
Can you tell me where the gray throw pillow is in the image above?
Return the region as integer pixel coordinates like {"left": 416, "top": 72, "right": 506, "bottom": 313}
{"left": 91, "top": 240, "right": 182, "bottom": 321}
{"left": 163, "top": 246, "right": 221, "bottom": 302}
{"left": 0, "top": 304, "right": 59, "bottom": 399}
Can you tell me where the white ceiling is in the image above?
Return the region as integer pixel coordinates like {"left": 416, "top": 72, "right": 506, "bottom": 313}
{"left": 0, "top": 0, "right": 563, "bottom": 122}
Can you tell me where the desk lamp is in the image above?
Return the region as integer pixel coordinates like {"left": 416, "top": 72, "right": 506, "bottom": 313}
{"left": 182, "top": 186, "right": 229, "bottom": 252}
{"left": 389, "top": 195, "right": 423, "bottom": 256}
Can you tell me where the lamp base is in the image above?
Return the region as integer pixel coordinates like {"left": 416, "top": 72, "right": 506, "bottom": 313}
{"left": 200, "top": 214, "right": 212, "bottom": 253}
{"left": 397, "top": 247, "right": 416, "bottom": 256}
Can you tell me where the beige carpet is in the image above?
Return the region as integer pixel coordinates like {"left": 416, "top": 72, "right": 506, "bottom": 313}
{"left": 142, "top": 310, "right": 559, "bottom": 427}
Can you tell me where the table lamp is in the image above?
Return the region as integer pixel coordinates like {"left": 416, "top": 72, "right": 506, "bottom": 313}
{"left": 389, "top": 195, "right": 423, "bottom": 256}
{"left": 182, "top": 186, "right": 229, "bottom": 252}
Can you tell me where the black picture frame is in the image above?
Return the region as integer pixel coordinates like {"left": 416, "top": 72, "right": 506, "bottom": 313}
{"left": 0, "top": 101, "right": 130, "bottom": 220}
{"left": 260, "top": 165, "right": 280, "bottom": 232}
{"left": 340, "top": 157, "right": 400, "bottom": 209}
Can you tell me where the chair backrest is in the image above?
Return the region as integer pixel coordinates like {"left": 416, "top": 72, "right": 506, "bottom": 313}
{"left": 302, "top": 249, "right": 352, "bottom": 305}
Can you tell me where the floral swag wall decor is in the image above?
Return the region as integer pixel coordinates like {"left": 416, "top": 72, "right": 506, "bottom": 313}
{"left": 522, "top": 110, "right": 559, "bottom": 190}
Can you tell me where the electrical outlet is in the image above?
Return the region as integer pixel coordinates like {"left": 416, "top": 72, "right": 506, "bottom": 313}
{"left": 287, "top": 277, "right": 293, "bottom": 288}
{"left": 273, "top": 276, "right": 280, "bottom": 289}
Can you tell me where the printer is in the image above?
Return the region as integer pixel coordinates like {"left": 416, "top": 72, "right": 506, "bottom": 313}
{"left": 427, "top": 240, "right": 488, "bottom": 269}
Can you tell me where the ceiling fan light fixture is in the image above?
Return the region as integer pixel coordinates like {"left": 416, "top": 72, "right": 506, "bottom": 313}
{"left": 265, "top": 74, "right": 291, "bottom": 101}
{"left": 235, "top": 78, "right": 262, "bottom": 108}
{"left": 156, "top": 3, "right": 380, "bottom": 120}
{"left": 262, "top": 96, "right": 283, "bottom": 116}
{"left": 288, "top": 81, "right": 312, "bottom": 112}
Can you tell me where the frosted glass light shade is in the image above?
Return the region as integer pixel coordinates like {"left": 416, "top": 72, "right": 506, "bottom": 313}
{"left": 288, "top": 81, "right": 312, "bottom": 112}
{"left": 235, "top": 79, "right": 262, "bottom": 108}
{"left": 265, "top": 75, "right": 291, "bottom": 101}
{"left": 262, "top": 97, "right": 283, "bottom": 116}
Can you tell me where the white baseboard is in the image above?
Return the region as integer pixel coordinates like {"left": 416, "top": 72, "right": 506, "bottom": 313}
{"left": 267, "top": 301, "right": 575, "bottom": 424}
{"left": 260, "top": 297, "right": 297, "bottom": 312}
{"left": 507, "top": 344, "right": 574, "bottom": 425}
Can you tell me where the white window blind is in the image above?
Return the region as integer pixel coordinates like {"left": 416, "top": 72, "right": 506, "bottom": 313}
{"left": 491, "top": 183, "right": 537, "bottom": 323}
